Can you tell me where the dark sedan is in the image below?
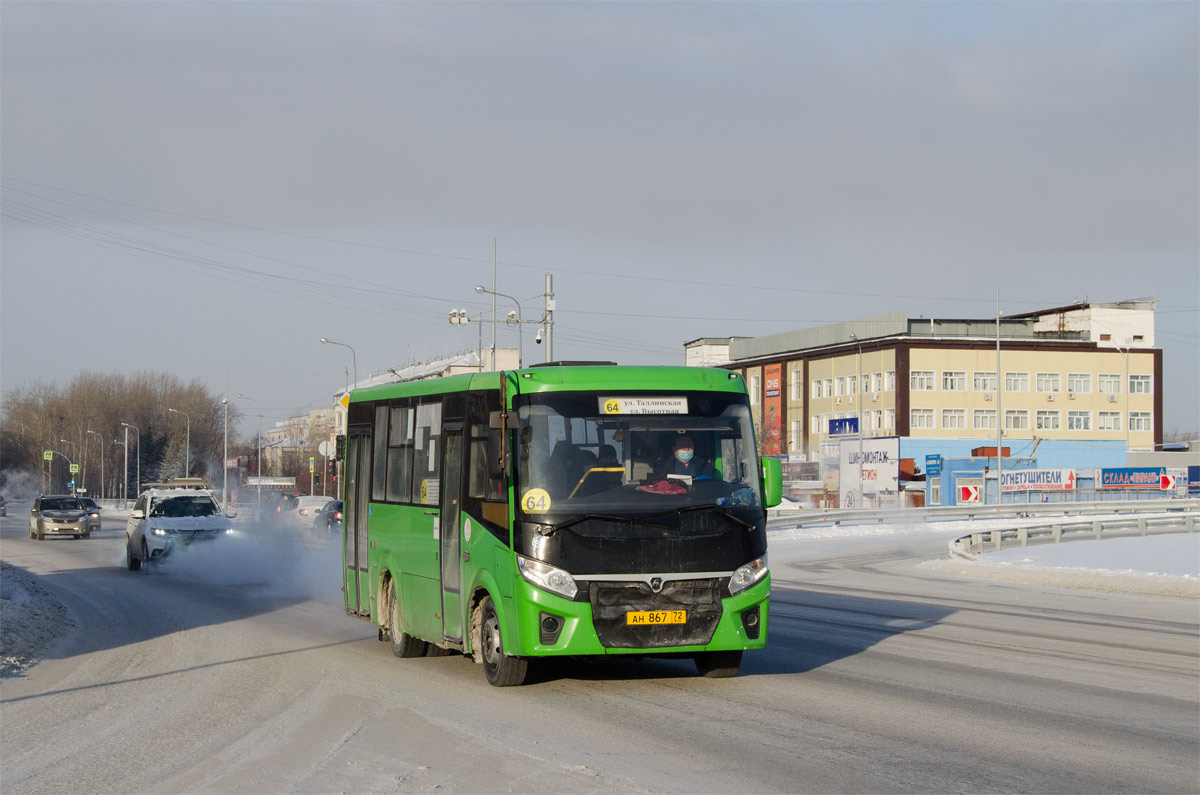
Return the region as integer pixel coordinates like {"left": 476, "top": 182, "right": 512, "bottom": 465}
{"left": 313, "top": 499, "right": 343, "bottom": 533}
{"left": 78, "top": 497, "right": 102, "bottom": 534}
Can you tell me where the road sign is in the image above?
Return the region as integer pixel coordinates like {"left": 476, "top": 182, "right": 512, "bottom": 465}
{"left": 309, "top": 456, "right": 315, "bottom": 473}
{"left": 69, "top": 464, "right": 79, "bottom": 473}
{"left": 959, "top": 485, "right": 980, "bottom": 503}
{"left": 318, "top": 441, "right": 332, "bottom": 457}
{"left": 1161, "top": 474, "right": 1176, "bottom": 490}
{"left": 43, "top": 450, "right": 53, "bottom": 460}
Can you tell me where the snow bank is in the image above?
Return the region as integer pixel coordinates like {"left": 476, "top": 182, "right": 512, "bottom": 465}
{"left": 1, "top": 561, "right": 74, "bottom": 677}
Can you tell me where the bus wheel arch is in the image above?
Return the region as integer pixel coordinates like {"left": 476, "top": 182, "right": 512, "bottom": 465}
{"left": 385, "top": 576, "right": 427, "bottom": 658}
{"left": 474, "top": 593, "right": 529, "bottom": 687}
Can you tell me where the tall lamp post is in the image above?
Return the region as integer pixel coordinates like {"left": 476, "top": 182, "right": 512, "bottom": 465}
{"left": 222, "top": 395, "right": 229, "bottom": 507}
{"left": 86, "top": 430, "right": 104, "bottom": 500}
{"left": 167, "top": 407, "right": 191, "bottom": 477}
{"left": 320, "top": 338, "right": 358, "bottom": 387}
{"left": 237, "top": 394, "right": 263, "bottom": 509}
{"left": 121, "top": 422, "right": 141, "bottom": 497}
{"left": 849, "top": 334, "right": 863, "bottom": 508}
{"left": 475, "top": 285, "right": 523, "bottom": 368}
{"left": 1111, "top": 337, "right": 1132, "bottom": 460}
{"left": 48, "top": 449, "right": 75, "bottom": 493}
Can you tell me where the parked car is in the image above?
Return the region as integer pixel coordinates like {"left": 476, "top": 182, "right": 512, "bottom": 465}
{"left": 313, "top": 499, "right": 343, "bottom": 532}
{"left": 126, "top": 483, "right": 235, "bottom": 571}
{"left": 78, "top": 496, "right": 102, "bottom": 534}
{"left": 29, "top": 495, "right": 91, "bottom": 540}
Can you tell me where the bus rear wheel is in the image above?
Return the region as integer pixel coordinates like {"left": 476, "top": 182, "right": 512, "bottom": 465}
{"left": 479, "top": 595, "right": 528, "bottom": 687}
{"left": 387, "top": 581, "right": 427, "bottom": 658}
{"left": 694, "top": 650, "right": 742, "bottom": 678}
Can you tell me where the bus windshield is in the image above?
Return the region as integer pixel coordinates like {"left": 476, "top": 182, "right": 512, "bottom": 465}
{"left": 514, "top": 390, "right": 762, "bottom": 519}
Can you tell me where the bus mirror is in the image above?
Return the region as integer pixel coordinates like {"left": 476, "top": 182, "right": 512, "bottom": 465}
{"left": 488, "top": 410, "right": 504, "bottom": 430}
{"left": 761, "top": 456, "right": 782, "bottom": 508}
{"left": 487, "top": 428, "right": 505, "bottom": 480}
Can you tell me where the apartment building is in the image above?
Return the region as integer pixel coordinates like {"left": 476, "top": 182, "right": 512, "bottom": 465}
{"left": 687, "top": 300, "right": 1161, "bottom": 470}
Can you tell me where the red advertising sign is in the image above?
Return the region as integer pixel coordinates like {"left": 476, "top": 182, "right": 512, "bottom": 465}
{"left": 763, "top": 363, "right": 782, "bottom": 456}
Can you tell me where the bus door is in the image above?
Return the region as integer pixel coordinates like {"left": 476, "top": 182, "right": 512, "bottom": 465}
{"left": 440, "top": 423, "right": 464, "bottom": 641}
{"left": 343, "top": 429, "right": 372, "bottom": 616}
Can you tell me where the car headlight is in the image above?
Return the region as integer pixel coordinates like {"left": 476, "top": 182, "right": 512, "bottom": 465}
{"left": 225, "top": 528, "right": 235, "bottom": 535}
{"left": 517, "top": 555, "right": 578, "bottom": 599}
{"left": 151, "top": 527, "right": 174, "bottom": 536}
{"left": 729, "top": 555, "right": 769, "bottom": 594}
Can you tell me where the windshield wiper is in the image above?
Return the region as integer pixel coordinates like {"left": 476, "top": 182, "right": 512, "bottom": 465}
{"left": 547, "top": 513, "right": 676, "bottom": 533}
{"left": 647, "top": 503, "right": 758, "bottom": 530}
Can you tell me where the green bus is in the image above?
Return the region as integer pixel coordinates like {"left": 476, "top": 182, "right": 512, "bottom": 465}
{"left": 341, "top": 364, "right": 782, "bottom": 686}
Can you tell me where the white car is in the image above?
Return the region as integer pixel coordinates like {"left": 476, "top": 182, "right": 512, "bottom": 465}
{"left": 285, "top": 496, "right": 333, "bottom": 527}
{"left": 125, "top": 486, "right": 235, "bottom": 571}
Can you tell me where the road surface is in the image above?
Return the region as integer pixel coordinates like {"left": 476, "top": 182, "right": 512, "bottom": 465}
{"left": 2, "top": 505, "right": 1197, "bottom": 793}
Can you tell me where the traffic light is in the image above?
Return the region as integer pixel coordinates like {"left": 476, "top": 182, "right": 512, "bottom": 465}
{"left": 335, "top": 434, "right": 346, "bottom": 461}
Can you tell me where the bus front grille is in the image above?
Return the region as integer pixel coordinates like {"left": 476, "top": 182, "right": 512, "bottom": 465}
{"left": 589, "top": 579, "right": 723, "bottom": 649}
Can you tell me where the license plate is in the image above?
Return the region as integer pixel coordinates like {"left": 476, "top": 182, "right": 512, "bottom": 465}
{"left": 626, "top": 610, "right": 686, "bottom": 625}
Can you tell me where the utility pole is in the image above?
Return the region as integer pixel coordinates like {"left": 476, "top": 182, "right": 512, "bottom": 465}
{"left": 995, "top": 290, "right": 1003, "bottom": 505}
{"left": 543, "top": 272, "right": 555, "bottom": 362}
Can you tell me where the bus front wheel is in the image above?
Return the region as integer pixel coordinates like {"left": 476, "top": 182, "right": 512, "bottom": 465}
{"left": 387, "top": 581, "right": 428, "bottom": 658}
{"left": 478, "top": 595, "right": 528, "bottom": 687}
{"left": 694, "top": 650, "right": 742, "bottom": 678}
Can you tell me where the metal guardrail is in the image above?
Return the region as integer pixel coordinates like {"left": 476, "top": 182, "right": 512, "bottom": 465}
{"left": 767, "top": 498, "right": 1200, "bottom": 529}
{"left": 948, "top": 509, "right": 1199, "bottom": 561}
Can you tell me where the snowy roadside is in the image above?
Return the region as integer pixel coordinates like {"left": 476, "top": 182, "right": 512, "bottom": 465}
{"left": 769, "top": 510, "right": 1200, "bottom": 599}
{"left": 1, "top": 561, "right": 75, "bottom": 678}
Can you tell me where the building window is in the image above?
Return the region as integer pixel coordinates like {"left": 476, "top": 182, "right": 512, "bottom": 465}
{"left": 884, "top": 408, "right": 895, "bottom": 429}
{"left": 835, "top": 376, "right": 845, "bottom": 397}
{"left": 872, "top": 410, "right": 882, "bottom": 432}
{"left": 749, "top": 375, "right": 760, "bottom": 405}
{"left": 885, "top": 371, "right": 896, "bottom": 391}
{"left": 973, "top": 371, "right": 997, "bottom": 392}
{"left": 911, "top": 408, "right": 935, "bottom": 429}
{"left": 1004, "top": 410, "right": 1029, "bottom": 431}
{"left": 930, "top": 478, "right": 941, "bottom": 505}
{"left": 1067, "top": 373, "right": 1091, "bottom": 394}
{"left": 1036, "top": 372, "right": 1061, "bottom": 393}
{"left": 1098, "top": 411, "right": 1121, "bottom": 432}
{"left": 910, "top": 370, "right": 935, "bottom": 391}
{"left": 1129, "top": 412, "right": 1152, "bottom": 431}
{"left": 1036, "top": 410, "right": 1061, "bottom": 431}
{"left": 847, "top": 374, "right": 857, "bottom": 396}
{"left": 811, "top": 414, "right": 821, "bottom": 434}
{"left": 1129, "top": 374, "right": 1152, "bottom": 394}
{"left": 790, "top": 374, "right": 803, "bottom": 402}
{"left": 870, "top": 372, "right": 882, "bottom": 394}
{"left": 811, "top": 379, "right": 822, "bottom": 400}
{"left": 791, "top": 419, "right": 804, "bottom": 450}
{"left": 824, "top": 378, "right": 833, "bottom": 398}
{"left": 1098, "top": 373, "right": 1121, "bottom": 394}
{"left": 942, "top": 408, "right": 966, "bottom": 430}
{"left": 1005, "top": 372, "right": 1029, "bottom": 392}
{"left": 973, "top": 409, "right": 997, "bottom": 430}
{"left": 942, "top": 371, "right": 966, "bottom": 392}
{"left": 1067, "top": 411, "right": 1091, "bottom": 431}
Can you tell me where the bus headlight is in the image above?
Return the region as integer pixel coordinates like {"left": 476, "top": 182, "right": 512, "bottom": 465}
{"left": 729, "top": 555, "right": 768, "bottom": 594}
{"left": 517, "top": 555, "right": 578, "bottom": 599}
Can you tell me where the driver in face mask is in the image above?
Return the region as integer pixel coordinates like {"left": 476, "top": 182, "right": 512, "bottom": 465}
{"left": 665, "top": 434, "right": 713, "bottom": 479}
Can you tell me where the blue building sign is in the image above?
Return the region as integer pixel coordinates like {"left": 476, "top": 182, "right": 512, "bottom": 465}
{"left": 828, "top": 417, "right": 859, "bottom": 436}
{"left": 1099, "top": 467, "right": 1164, "bottom": 488}
{"left": 925, "top": 455, "right": 941, "bottom": 477}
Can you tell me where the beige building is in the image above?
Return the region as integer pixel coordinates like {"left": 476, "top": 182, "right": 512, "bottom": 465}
{"left": 689, "top": 301, "right": 1162, "bottom": 462}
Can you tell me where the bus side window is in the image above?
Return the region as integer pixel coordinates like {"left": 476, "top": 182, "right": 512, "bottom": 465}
{"left": 387, "top": 403, "right": 414, "bottom": 502}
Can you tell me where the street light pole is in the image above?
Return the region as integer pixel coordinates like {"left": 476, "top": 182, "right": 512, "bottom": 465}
{"left": 320, "top": 338, "right": 358, "bottom": 387}
{"left": 86, "top": 430, "right": 104, "bottom": 500}
{"left": 48, "top": 449, "right": 75, "bottom": 493}
{"left": 222, "top": 394, "right": 229, "bottom": 507}
{"left": 1111, "top": 337, "right": 1132, "bottom": 460}
{"left": 167, "top": 408, "right": 191, "bottom": 477}
{"left": 475, "top": 285, "right": 523, "bottom": 368}
{"left": 237, "top": 394, "right": 263, "bottom": 509}
{"left": 849, "top": 334, "right": 863, "bottom": 508}
{"left": 121, "top": 422, "right": 141, "bottom": 497}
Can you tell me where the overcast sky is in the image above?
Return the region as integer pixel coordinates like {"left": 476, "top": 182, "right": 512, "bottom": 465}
{"left": 2, "top": 1, "right": 1197, "bottom": 438}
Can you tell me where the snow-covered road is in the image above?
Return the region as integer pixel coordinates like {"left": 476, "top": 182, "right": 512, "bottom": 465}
{"left": 2, "top": 505, "right": 1197, "bottom": 793}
